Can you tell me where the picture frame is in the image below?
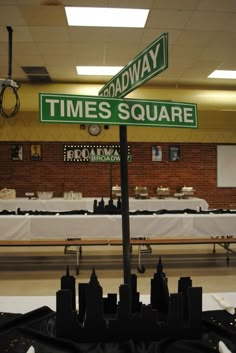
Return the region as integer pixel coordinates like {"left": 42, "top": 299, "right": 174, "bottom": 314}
{"left": 11, "top": 144, "right": 23, "bottom": 161}
{"left": 152, "top": 145, "right": 162, "bottom": 161}
{"left": 169, "top": 145, "right": 180, "bottom": 161}
{"left": 30, "top": 143, "right": 42, "bottom": 160}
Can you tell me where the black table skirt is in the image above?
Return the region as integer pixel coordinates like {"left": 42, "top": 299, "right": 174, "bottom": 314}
{"left": 0, "top": 306, "right": 236, "bottom": 353}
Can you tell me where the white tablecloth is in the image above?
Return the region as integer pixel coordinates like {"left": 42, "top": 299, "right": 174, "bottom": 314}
{"left": 0, "top": 197, "right": 209, "bottom": 212}
{"left": 1, "top": 213, "right": 236, "bottom": 240}
{"left": 0, "top": 293, "right": 235, "bottom": 313}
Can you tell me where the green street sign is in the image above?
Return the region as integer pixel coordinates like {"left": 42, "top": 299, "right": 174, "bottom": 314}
{"left": 90, "top": 155, "right": 132, "bottom": 163}
{"left": 39, "top": 93, "right": 197, "bottom": 128}
{"left": 99, "top": 33, "right": 168, "bottom": 98}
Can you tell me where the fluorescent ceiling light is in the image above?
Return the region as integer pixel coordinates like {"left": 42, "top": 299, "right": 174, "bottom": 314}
{"left": 208, "top": 70, "right": 236, "bottom": 79}
{"left": 76, "top": 66, "right": 123, "bottom": 76}
{"left": 65, "top": 7, "right": 149, "bottom": 27}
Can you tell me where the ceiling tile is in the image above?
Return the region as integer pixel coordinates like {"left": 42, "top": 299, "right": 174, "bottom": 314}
{"left": 152, "top": 0, "right": 200, "bottom": 10}
{"left": 42, "top": 54, "right": 77, "bottom": 66}
{"left": 0, "top": 5, "right": 26, "bottom": 25}
{"left": 30, "top": 26, "right": 70, "bottom": 42}
{"left": 108, "top": 0, "right": 152, "bottom": 8}
{"left": 224, "top": 14, "right": 236, "bottom": 32}
{"left": 147, "top": 9, "right": 194, "bottom": 29}
{"left": 172, "top": 30, "right": 216, "bottom": 47}
{"left": 19, "top": 5, "right": 67, "bottom": 26}
{"left": 185, "top": 11, "right": 234, "bottom": 31}
{"left": 141, "top": 29, "right": 182, "bottom": 46}
{"left": 0, "top": 1, "right": 236, "bottom": 87}
{"left": 13, "top": 42, "right": 40, "bottom": 55}
{"left": 36, "top": 42, "right": 73, "bottom": 56}
{"left": 14, "top": 55, "right": 45, "bottom": 67}
{"left": 197, "top": 0, "right": 236, "bottom": 12}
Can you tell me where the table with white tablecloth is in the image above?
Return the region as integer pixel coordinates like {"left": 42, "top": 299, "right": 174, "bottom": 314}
{"left": 0, "top": 196, "right": 209, "bottom": 212}
{"left": 1, "top": 213, "right": 235, "bottom": 273}
{"left": 0, "top": 292, "right": 235, "bottom": 353}
{"left": 0, "top": 292, "right": 235, "bottom": 313}
{"left": 0, "top": 213, "right": 236, "bottom": 240}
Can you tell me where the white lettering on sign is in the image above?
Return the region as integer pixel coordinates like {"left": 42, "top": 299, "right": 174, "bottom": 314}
{"left": 116, "top": 102, "right": 195, "bottom": 124}
{"left": 66, "top": 150, "right": 74, "bottom": 160}
{"left": 118, "top": 103, "right": 130, "bottom": 120}
{"left": 101, "top": 43, "right": 160, "bottom": 97}
{"left": 99, "top": 102, "right": 111, "bottom": 119}
{"left": 63, "top": 144, "right": 131, "bottom": 162}
{"left": 60, "top": 100, "right": 65, "bottom": 117}
{"left": 149, "top": 44, "right": 160, "bottom": 69}
{"left": 103, "top": 148, "right": 115, "bottom": 156}
{"left": 171, "top": 107, "right": 183, "bottom": 122}
{"left": 131, "top": 104, "right": 145, "bottom": 121}
{"left": 141, "top": 55, "right": 150, "bottom": 77}
{"left": 42, "top": 95, "right": 196, "bottom": 127}
{"left": 45, "top": 99, "right": 59, "bottom": 116}
{"left": 67, "top": 100, "right": 83, "bottom": 117}
{"left": 85, "top": 101, "right": 97, "bottom": 118}
{"left": 129, "top": 60, "right": 141, "bottom": 86}
{"left": 146, "top": 105, "right": 158, "bottom": 121}
{"left": 122, "top": 71, "right": 129, "bottom": 93}
{"left": 184, "top": 107, "right": 194, "bottom": 122}
{"left": 158, "top": 106, "right": 170, "bottom": 121}
{"left": 45, "top": 99, "right": 113, "bottom": 120}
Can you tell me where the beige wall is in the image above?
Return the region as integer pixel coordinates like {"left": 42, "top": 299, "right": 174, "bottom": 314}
{"left": 0, "top": 83, "right": 236, "bottom": 142}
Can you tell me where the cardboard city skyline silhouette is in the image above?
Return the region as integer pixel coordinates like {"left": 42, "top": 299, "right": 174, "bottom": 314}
{"left": 56, "top": 259, "right": 202, "bottom": 342}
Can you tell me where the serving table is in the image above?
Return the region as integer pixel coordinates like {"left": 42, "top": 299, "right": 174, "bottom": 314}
{"left": 0, "top": 196, "right": 209, "bottom": 212}
{"left": 0, "top": 212, "right": 236, "bottom": 274}
{"left": 0, "top": 292, "right": 235, "bottom": 313}
{"left": 0, "top": 213, "right": 236, "bottom": 240}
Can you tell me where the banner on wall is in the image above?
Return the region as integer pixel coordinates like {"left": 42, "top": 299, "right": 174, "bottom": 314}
{"left": 64, "top": 144, "right": 132, "bottom": 162}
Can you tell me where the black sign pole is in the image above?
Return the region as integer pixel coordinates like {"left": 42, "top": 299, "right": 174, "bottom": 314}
{"left": 109, "top": 164, "right": 113, "bottom": 200}
{"left": 119, "top": 125, "right": 131, "bottom": 286}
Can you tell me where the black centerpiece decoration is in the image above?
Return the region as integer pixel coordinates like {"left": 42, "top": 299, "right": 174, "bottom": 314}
{"left": 56, "top": 258, "right": 202, "bottom": 343}
{"left": 93, "top": 197, "right": 122, "bottom": 214}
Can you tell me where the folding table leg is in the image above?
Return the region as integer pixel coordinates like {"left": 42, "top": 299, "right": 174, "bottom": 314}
{"left": 137, "top": 244, "right": 145, "bottom": 273}
{"left": 137, "top": 241, "right": 152, "bottom": 273}
{"left": 76, "top": 245, "right": 80, "bottom": 275}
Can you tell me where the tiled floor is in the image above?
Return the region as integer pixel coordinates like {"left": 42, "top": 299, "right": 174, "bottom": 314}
{"left": 0, "top": 244, "right": 236, "bottom": 296}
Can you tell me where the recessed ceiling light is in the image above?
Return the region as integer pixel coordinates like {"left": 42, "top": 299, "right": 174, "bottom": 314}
{"left": 65, "top": 7, "right": 149, "bottom": 28}
{"left": 76, "top": 66, "right": 123, "bottom": 76}
{"left": 208, "top": 70, "right": 236, "bottom": 79}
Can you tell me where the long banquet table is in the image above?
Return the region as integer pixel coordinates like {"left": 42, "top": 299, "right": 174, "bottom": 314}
{"left": 1, "top": 212, "right": 236, "bottom": 275}
{"left": 1, "top": 292, "right": 235, "bottom": 353}
{"left": 0, "top": 292, "right": 235, "bottom": 314}
{"left": 1, "top": 213, "right": 236, "bottom": 240}
{"left": 0, "top": 196, "right": 209, "bottom": 212}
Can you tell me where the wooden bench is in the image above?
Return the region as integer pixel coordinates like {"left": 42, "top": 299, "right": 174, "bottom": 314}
{"left": 0, "top": 239, "right": 109, "bottom": 275}
{"left": 0, "top": 239, "right": 109, "bottom": 247}
{"left": 110, "top": 236, "right": 236, "bottom": 246}
{"left": 109, "top": 236, "right": 236, "bottom": 272}
{"left": 0, "top": 236, "right": 235, "bottom": 274}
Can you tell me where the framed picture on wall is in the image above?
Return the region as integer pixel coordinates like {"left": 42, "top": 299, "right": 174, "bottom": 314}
{"left": 169, "top": 145, "right": 180, "bottom": 161}
{"left": 152, "top": 145, "right": 162, "bottom": 161}
{"left": 11, "top": 144, "right": 23, "bottom": 161}
{"left": 30, "top": 144, "right": 42, "bottom": 160}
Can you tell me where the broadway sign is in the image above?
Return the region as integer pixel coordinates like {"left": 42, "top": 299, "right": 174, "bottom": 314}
{"left": 64, "top": 144, "right": 131, "bottom": 162}
{"left": 99, "top": 32, "right": 168, "bottom": 98}
{"left": 40, "top": 93, "right": 197, "bottom": 128}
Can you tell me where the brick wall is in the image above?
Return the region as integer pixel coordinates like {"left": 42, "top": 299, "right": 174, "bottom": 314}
{"left": 1, "top": 141, "right": 236, "bottom": 209}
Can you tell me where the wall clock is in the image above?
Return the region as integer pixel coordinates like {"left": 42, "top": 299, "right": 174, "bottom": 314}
{"left": 88, "top": 124, "right": 101, "bottom": 136}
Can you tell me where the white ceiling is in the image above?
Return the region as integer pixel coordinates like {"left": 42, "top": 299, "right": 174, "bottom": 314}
{"left": 0, "top": 0, "right": 236, "bottom": 89}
